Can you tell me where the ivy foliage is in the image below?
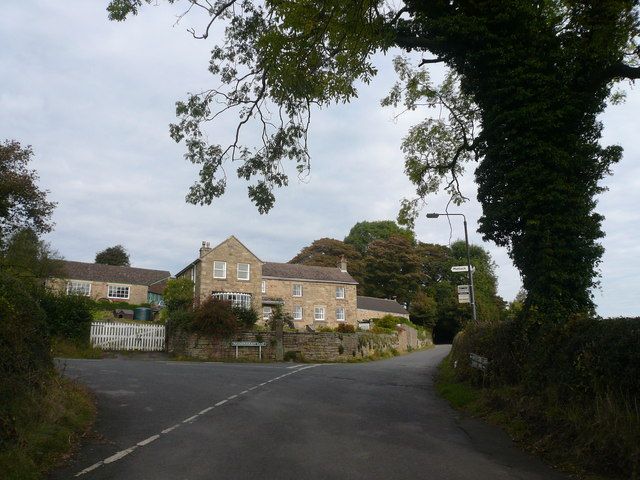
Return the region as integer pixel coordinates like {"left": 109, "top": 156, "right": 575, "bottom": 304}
{"left": 107, "top": 0, "right": 640, "bottom": 320}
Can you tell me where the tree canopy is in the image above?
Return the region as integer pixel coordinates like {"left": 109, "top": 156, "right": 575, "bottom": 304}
{"left": 107, "top": 0, "right": 640, "bottom": 321}
{"left": 95, "top": 245, "right": 130, "bottom": 267}
{"left": 0, "top": 140, "right": 56, "bottom": 246}
{"left": 344, "top": 220, "right": 415, "bottom": 254}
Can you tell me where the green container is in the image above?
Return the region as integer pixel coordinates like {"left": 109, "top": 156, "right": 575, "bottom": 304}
{"left": 133, "top": 307, "right": 153, "bottom": 321}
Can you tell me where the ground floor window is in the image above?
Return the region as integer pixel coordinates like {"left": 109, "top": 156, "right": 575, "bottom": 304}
{"left": 67, "top": 280, "right": 91, "bottom": 296}
{"left": 262, "top": 306, "right": 272, "bottom": 321}
{"left": 293, "top": 305, "right": 303, "bottom": 321}
{"left": 336, "top": 307, "right": 345, "bottom": 322}
{"left": 314, "top": 306, "right": 325, "bottom": 321}
{"left": 108, "top": 284, "right": 130, "bottom": 299}
{"left": 212, "top": 291, "right": 252, "bottom": 309}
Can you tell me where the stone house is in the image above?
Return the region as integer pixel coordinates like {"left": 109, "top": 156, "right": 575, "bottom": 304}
{"left": 356, "top": 295, "right": 410, "bottom": 322}
{"left": 48, "top": 260, "right": 171, "bottom": 305}
{"left": 175, "top": 236, "right": 358, "bottom": 329}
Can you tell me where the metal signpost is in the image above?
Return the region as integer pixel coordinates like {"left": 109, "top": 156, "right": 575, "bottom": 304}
{"left": 426, "top": 211, "right": 478, "bottom": 322}
{"left": 231, "top": 341, "right": 267, "bottom": 360}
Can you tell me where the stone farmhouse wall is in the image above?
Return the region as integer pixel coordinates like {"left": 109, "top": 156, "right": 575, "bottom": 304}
{"left": 47, "top": 278, "right": 149, "bottom": 304}
{"left": 169, "top": 325, "right": 432, "bottom": 362}
{"left": 263, "top": 278, "right": 357, "bottom": 328}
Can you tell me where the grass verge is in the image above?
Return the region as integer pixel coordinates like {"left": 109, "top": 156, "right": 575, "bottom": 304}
{"left": 0, "top": 375, "right": 96, "bottom": 480}
{"left": 435, "top": 355, "right": 633, "bottom": 480}
{"left": 51, "top": 337, "right": 103, "bottom": 359}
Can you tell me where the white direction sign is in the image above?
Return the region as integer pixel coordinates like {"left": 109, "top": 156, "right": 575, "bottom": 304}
{"left": 458, "top": 293, "right": 471, "bottom": 304}
{"left": 451, "top": 265, "right": 475, "bottom": 273}
{"left": 457, "top": 285, "right": 470, "bottom": 294}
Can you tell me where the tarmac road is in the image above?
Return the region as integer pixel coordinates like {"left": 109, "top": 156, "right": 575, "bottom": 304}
{"left": 51, "top": 346, "right": 567, "bottom": 480}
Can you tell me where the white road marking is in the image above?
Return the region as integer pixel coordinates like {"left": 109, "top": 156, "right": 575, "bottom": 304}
{"left": 74, "top": 462, "right": 102, "bottom": 477}
{"left": 74, "top": 363, "right": 322, "bottom": 476}
{"left": 137, "top": 434, "right": 159, "bottom": 446}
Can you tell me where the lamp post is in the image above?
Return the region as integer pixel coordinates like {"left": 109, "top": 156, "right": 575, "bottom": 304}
{"left": 425, "top": 212, "right": 477, "bottom": 322}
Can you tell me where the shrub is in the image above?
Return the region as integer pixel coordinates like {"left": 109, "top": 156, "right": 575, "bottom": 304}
{"left": 40, "top": 292, "right": 94, "bottom": 344}
{"left": 190, "top": 298, "right": 238, "bottom": 337}
{"left": 232, "top": 306, "right": 259, "bottom": 330}
{"left": 316, "top": 325, "right": 334, "bottom": 332}
{"left": 164, "top": 278, "right": 194, "bottom": 313}
{"left": 336, "top": 323, "right": 356, "bottom": 333}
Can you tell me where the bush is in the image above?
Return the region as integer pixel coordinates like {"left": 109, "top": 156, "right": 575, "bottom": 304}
{"left": 164, "top": 278, "right": 194, "bottom": 313}
{"left": 190, "top": 298, "right": 238, "bottom": 337}
{"left": 0, "top": 271, "right": 52, "bottom": 446}
{"left": 336, "top": 323, "right": 356, "bottom": 333}
{"left": 40, "top": 292, "right": 94, "bottom": 343}
{"left": 232, "top": 306, "right": 259, "bottom": 330}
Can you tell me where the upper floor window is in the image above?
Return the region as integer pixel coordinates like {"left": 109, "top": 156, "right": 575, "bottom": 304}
{"left": 67, "top": 281, "right": 91, "bottom": 296}
{"left": 336, "top": 286, "right": 345, "bottom": 299}
{"left": 314, "top": 306, "right": 325, "bottom": 321}
{"left": 293, "top": 305, "right": 303, "bottom": 321}
{"left": 213, "top": 261, "right": 227, "bottom": 279}
{"left": 261, "top": 281, "right": 266, "bottom": 294}
{"left": 108, "top": 284, "right": 130, "bottom": 299}
{"left": 237, "top": 263, "right": 250, "bottom": 280}
{"left": 293, "top": 284, "right": 303, "bottom": 297}
{"left": 336, "top": 307, "right": 345, "bottom": 322}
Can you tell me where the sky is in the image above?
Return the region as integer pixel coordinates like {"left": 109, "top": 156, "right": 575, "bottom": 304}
{"left": 1, "top": 1, "right": 639, "bottom": 317}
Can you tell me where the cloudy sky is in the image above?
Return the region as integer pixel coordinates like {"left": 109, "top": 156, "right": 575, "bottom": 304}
{"left": 2, "top": 1, "right": 639, "bottom": 317}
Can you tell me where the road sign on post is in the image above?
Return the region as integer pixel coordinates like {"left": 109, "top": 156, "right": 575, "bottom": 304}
{"left": 451, "top": 265, "right": 475, "bottom": 273}
{"left": 458, "top": 293, "right": 471, "bottom": 304}
{"left": 457, "top": 285, "right": 470, "bottom": 294}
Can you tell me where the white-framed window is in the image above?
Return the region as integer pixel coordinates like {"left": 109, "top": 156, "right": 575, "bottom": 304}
{"left": 314, "top": 306, "right": 325, "bottom": 321}
{"left": 237, "top": 263, "right": 250, "bottom": 281}
{"left": 262, "top": 306, "right": 272, "bottom": 321}
{"left": 66, "top": 281, "right": 91, "bottom": 296}
{"left": 213, "top": 261, "right": 227, "bottom": 279}
{"left": 336, "top": 286, "right": 345, "bottom": 299}
{"left": 293, "top": 284, "right": 303, "bottom": 297}
{"left": 293, "top": 305, "right": 303, "bottom": 321}
{"left": 261, "top": 280, "right": 266, "bottom": 294}
{"left": 336, "top": 307, "right": 345, "bottom": 322}
{"left": 108, "top": 284, "right": 130, "bottom": 299}
{"left": 212, "top": 291, "right": 252, "bottom": 309}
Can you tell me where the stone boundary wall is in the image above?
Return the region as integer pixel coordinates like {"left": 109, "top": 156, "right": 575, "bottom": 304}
{"left": 169, "top": 325, "right": 432, "bottom": 362}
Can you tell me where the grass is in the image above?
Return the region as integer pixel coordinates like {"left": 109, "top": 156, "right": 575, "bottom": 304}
{"left": 435, "top": 355, "right": 637, "bottom": 480}
{"left": 51, "top": 337, "right": 103, "bottom": 359}
{"left": 0, "top": 375, "right": 96, "bottom": 480}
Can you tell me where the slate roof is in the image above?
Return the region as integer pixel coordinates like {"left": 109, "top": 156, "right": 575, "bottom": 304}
{"left": 357, "top": 296, "right": 409, "bottom": 315}
{"left": 59, "top": 260, "right": 171, "bottom": 286}
{"left": 262, "top": 262, "right": 358, "bottom": 284}
{"left": 148, "top": 280, "right": 168, "bottom": 295}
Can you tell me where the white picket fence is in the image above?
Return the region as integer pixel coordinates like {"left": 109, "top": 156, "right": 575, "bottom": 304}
{"left": 90, "top": 322, "right": 166, "bottom": 351}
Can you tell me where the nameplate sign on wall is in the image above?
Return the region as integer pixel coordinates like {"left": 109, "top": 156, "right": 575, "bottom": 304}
{"left": 231, "top": 341, "right": 266, "bottom": 347}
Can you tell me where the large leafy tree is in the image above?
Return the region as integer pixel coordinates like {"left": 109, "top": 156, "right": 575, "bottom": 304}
{"left": 95, "top": 244, "right": 130, "bottom": 266}
{"left": 344, "top": 220, "right": 415, "bottom": 254}
{"left": 0, "top": 140, "right": 56, "bottom": 246}
{"left": 107, "top": 1, "right": 640, "bottom": 321}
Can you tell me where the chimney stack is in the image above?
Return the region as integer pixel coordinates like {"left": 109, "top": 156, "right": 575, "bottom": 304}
{"left": 339, "top": 255, "right": 348, "bottom": 273}
{"left": 199, "top": 241, "right": 212, "bottom": 258}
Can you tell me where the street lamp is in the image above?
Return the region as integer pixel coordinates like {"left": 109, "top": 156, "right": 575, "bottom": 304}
{"left": 425, "top": 212, "right": 477, "bottom": 322}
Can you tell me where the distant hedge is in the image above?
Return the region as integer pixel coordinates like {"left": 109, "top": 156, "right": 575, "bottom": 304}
{"left": 40, "top": 293, "right": 94, "bottom": 344}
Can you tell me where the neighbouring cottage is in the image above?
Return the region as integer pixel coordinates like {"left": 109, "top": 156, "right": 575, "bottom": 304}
{"left": 175, "top": 236, "right": 358, "bottom": 329}
{"left": 356, "top": 295, "right": 410, "bottom": 322}
{"left": 48, "top": 260, "right": 171, "bottom": 305}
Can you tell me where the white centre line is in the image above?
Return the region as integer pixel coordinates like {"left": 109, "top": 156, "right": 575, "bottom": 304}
{"left": 74, "top": 363, "right": 321, "bottom": 477}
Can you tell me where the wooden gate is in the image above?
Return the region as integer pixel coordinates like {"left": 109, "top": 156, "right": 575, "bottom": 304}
{"left": 90, "top": 322, "right": 166, "bottom": 351}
